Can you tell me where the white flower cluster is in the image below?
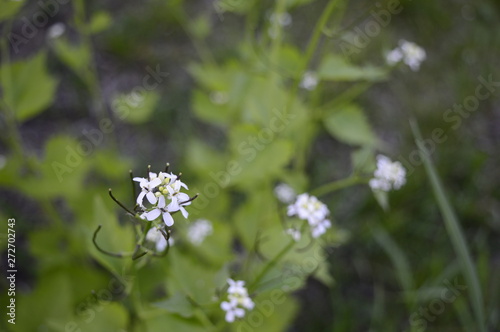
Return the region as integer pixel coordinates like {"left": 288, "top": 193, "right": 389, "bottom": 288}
{"left": 299, "top": 71, "right": 319, "bottom": 91}
{"left": 274, "top": 183, "right": 296, "bottom": 204}
{"left": 187, "top": 219, "right": 213, "bottom": 245}
{"left": 220, "top": 279, "right": 254, "bottom": 323}
{"left": 386, "top": 40, "right": 426, "bottom": 71}
{"left": 134, "top": 171, "right": 192, "bottom": 227}
{"left": 369, "top": 155, "right": 406, "bottom": 192}
{"left": 287, "top": 193, "right": 331, "bottom": 238}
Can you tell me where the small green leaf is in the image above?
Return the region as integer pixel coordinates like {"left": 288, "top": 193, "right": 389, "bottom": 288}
{"left": 188, "top": 15, "right": 211, "bottom": 39}
{"left": 373, "top": 189, "right": 389, "bottom": 211}
{"left": 86, "top": 11, "right": 112, "bottom": 34}
{"left": 52, "top": 39, "right": 91, "bottom": 76}
{"left": 323, "top": 104, "right": 378, "bottom": 146}
{"left": 318, "top": 54, "right": 387, "bottom": 81}
{"left": 112, "top": 90, "right": 159, "bottom": 123}
{"left": 153, "top": 292, "right": 194, "bottom": 318}
{"left": 0, "top": 51, "right": 58, "bottom": 122}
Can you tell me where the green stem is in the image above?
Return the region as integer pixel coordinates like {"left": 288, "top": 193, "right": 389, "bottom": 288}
{"left": 286, "top": 0, "right": 340, "bottom": 109}
{"left": 73, "top": 0, "right": 108, "bottom": 120}
{"left": 249, "top": 239, "right": 295, "bottom": 293}
{"left": 311, "top": 175, "right": 367, "bottom": 197}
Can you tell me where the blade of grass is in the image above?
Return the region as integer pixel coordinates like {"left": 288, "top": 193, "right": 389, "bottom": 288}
{"left": 409, "top": 119, "right": 486, "bottom": 332}
{"left": 373, "top": 227, "right": 414, "bottom": 303}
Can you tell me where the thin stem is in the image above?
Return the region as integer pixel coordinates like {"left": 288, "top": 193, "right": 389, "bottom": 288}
{"left": 311, "top": 175, "right": 367, "bottom": 197}
{"left": 285, "top": 0, "right": 340, "bottom": 111}
{"left": 129, "top": 170, "right": 136, "bottom": 205}
{"left": 109, "top": 189, "right": 136, "bottom": 216}
{"left": 93, "top": 225, "right": 135, "bottom": 258}
{"left": 249, "top": 239, "right": 295, "bottom": 293}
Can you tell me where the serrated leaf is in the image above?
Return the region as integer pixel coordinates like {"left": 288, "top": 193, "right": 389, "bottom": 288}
{"left": 323, "top": 104, "right": 377, "bottom": 146}
{"left": 318, "top": 54, "right": 387, "bottom": 81}
{"left": 0, "top": 51, "right": 58, "bottom": 121}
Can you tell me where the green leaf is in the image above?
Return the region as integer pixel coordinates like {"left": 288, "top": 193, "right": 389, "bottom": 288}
{"left": 323, "top": 104, "right": 378, "bottom": 146}
{"left": 86, "top": 11, "right": 112, "bottom": 34}
{"left": 191, "top": 89, "right": 234, "bottom": 126}
{"left": 0, "top": 0, "right": 24, "bottom": 21}
{"left": 372, "top": 189, "right": 389, "bottom": 211}
{"left": 112, "top": 90, "right": 159, "bottom": 123}
{"left": 351, "top": 146, "right": 376, "bottom": 174}
{"left": 410, "top": 119, "right": 486, "bottom": 332}
{"left": 52, "top": 39, "right": 91, "bottom": 77}
{"left": 166, "top": 251, "right": 219, "bottom": 305}
{"left": 0, "top": 51, "right": 58, "bottom": 122}
{"left": 318, "top": 54, "right": 387, "bottom": 81}
{"left": 144, "top": 312, "right": 206, "bottom": 332}
{"left": 153, "top": 292, "right": 194, "bottom": 318}
{"left": 230, "top": 136, "right": 294, "bottom": 188}
{"left": 213, "top": 0, "right": 255, "bottom": 14}
{"left": 188, "top": 15, "right": 211, "bottom": 39}
{"left": 89, "top": 195, "right": 135, "bottom": 278}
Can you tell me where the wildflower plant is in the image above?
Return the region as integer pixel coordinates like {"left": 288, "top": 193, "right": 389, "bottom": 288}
{"left": 5, "top": 1, "right": 491, "bottom": 331}
{"left": 93, "top": 163, "right": 198, "bottom": 260}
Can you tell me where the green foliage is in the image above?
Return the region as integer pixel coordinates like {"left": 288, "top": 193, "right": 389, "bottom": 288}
{"left": 323, "top": 103, "right": 379, "bottom": 146}
{"left": 1, "top": 0, "right": 496, "bottom": 331}
{"left": 0, "top": 51, "right": 58, "bottom": 122}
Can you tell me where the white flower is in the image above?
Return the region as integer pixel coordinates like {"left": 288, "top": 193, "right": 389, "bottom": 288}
{"left": 386, "top": 40, "right": 426, "bottom": 71}
{"left": 274, "top": 183, "right": 296, "bottom": 204}
{"left": 221, "top": 279, "right": 254, "bottom": 323}
{"left": 311, "top": 219, "right": 331, "bottom": 238}
{"left": 136, "top": 168, "right": 194, "bottom": 227}
{"left": 220, "top": 300, "right": 245, "bottom": 323}
{"left": 145, "top": 227, "right": 174, "bottom": 252}
{"left": 399, "top": 40, "right": 426, "bottom": 71}
{"left": 287, "top": 193, "right": 329, "bottom": 226}
{"left": 187, "top": 219, "right": 213, "bottom": 245}
{"left": 286, "top": 228, "right": 301, "bottom": 241}
{"left": 141, "top": 195, "right": 175, "bottom": 226}
{"left": 287, "top": 193, "right": 331, "bottom": 238}
{"left": 369, "top": 155, "right": 406, "bottom": 191}
{"left": 47, "top": 23, "right": 65, "bottom": 39}
{"left": 386, "top": 48, "right": 403, "bottom": 66}
{"left": 300, "top": 71, "right": 319, "bottom": 91}
{"left": 133, "top": 174, "right": 162, "bottom": 206}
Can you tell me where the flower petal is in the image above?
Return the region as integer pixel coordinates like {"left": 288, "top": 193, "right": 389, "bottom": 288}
{"left": 167, "top": 199, "right": 180, "bottom": 212}
{"left": 149, "top": 178, "right": 162, "bottom": 188}
{"left": 144, "top": 209, "right": 161, "bottom": 221}
{"left": 157, "top": 195, "right": 166, "bottom": 209}
{"left": 146, "top": 192, "right": 157, "bottom": 205}
{"left": 180, "top": 206, "right": 189, "bottom": 219}
{"left": 163, "top": 212, "right": 174, "bottom": 227}
{"left": 136, "top": 191, "right": 146, "bottom": 206}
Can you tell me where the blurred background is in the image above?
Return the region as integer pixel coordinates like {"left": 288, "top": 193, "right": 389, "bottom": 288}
{"left": 0, "top": 0, "right": 499, "bottom": 331}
